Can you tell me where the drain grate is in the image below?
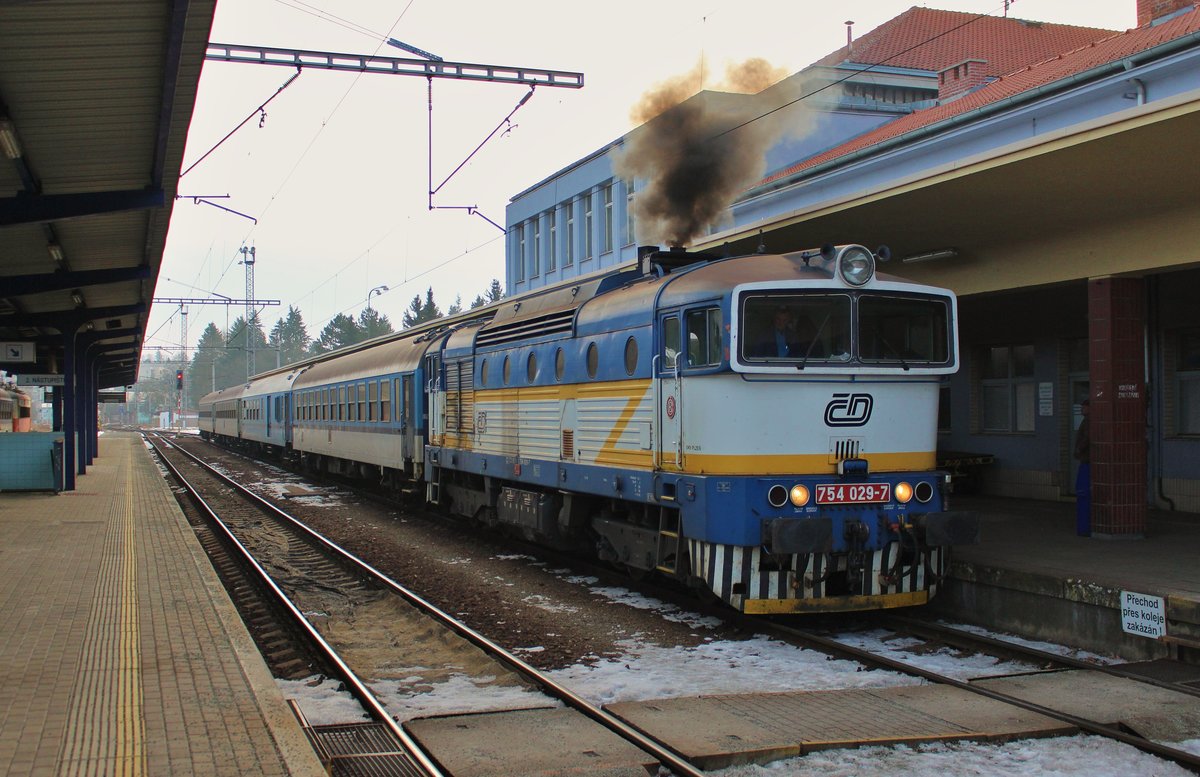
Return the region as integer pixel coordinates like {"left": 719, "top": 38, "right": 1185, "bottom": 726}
{"left": 310, "top": 723, "right": 429, "bottom": 777}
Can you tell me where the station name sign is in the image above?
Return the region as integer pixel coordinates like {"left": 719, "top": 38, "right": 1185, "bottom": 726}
{"left": 17, "top": 374, "right": 64, "bottom": 386}
{"left": 1120, "top": 590, "right": 1166, "bottom": 639}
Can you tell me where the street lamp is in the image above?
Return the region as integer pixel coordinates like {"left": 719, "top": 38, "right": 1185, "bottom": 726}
{"left": 367, "top": 285, "right": 389, "bottom": 311}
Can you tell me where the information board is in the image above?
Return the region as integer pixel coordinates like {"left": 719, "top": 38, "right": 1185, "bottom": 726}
{"left": 1120, "top": 590, "right": 1166, "bottom": 639}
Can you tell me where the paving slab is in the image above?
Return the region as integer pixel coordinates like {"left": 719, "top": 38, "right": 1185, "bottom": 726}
{"left": 405, "top": 707, "right": 657, "bottom": 777}
{"left": 605, "top": 684, "right": 1073, "bottom": 770}
{"left": 975, "top": 668, "right": 1200, "bottom": 743}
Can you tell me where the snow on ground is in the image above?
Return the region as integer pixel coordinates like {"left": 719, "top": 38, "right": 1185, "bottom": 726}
{"left": 710, "top": 734, "right": 1193, "bottom": 777}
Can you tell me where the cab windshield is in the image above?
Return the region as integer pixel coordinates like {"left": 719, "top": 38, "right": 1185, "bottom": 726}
{"left": 740, "top": 292, "right": 950, "bottom": 367}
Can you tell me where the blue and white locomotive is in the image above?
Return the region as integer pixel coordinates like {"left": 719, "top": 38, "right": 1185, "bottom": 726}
{"left": 199, "top": 244, "right": 977, "bottom": 613}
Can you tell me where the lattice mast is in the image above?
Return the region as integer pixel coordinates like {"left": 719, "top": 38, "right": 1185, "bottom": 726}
{"left": 239, "top": 245, "right": 256, "bottom": 379}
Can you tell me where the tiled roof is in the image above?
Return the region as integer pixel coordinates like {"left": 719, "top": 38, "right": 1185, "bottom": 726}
{"left": 817, "top": 6, "right": 1116, "bottom": 78}
{"left": 757, "top": 6, "right": 1200, "bottom": 188}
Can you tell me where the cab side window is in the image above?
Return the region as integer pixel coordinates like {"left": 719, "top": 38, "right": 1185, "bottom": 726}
{"left": 686, "top": 308, "right": 722, "bottom": 367}
{"left": 662, "top": 316, "right": 680, "bottom": 370}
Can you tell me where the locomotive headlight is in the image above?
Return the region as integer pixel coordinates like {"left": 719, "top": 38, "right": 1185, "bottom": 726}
{"left": 837, "top": 245, "right": 875, "bottom": 286}
{"left": 895, "top": 482, "right": 914, "bottom": 504}
{"left": 790, "top": 484, "right": 810, "bottom": 507}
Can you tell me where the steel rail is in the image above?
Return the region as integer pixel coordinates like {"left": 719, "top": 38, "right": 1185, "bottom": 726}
{"left": 162, "top": 434, "right": 706, "bottom": 777}
{"left": 767, "top": 620, "right": 1200, "bottom": 773}
{"left": 147, "top": 435, "right": 446, "bottom": 777}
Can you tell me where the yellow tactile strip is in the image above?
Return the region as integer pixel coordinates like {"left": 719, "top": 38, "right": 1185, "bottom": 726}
{"left": 0, "top": 434, "right": 324, "bottom": 777}
{"left": 59, "top": 441, "right": 145, "bottom": 776}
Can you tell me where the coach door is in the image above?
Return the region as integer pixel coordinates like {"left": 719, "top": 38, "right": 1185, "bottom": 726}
{"left": 657, "top": 314, "right": 684, "bottom": 471}
{"left": 426, "top": 353, "right": 444, "bottom": 447}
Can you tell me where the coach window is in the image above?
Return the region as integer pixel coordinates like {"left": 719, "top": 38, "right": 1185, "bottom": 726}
{"left": 586, "top": 342, "right": 599, "bottom": 379}
{"left": 339, "top": 386, "right": 347, "bottom": 421}
{"left": 381, "top": 381, "right": 391, "bottom": 422}
{"left": 624, "top": 336, "right": 638, "bottom": 375}
{"left": 980, "top": 344, "right": 1035, "bottom": 433}
{"left": 527, "top": 352, "right": 538, "bottom": 383}
{"left": 686, "top": 308, "right": 722, "bottom": 367}
{"left": 555, "top": 347, "right": 565, "bottom": 381}
{"left": 323, "top": 388, "right": 329, "bottom": 421}
{"left": 358, "top": 383, "right": 367, "bottom": 422}
{"left": 368, "top": 381, "right": 378, "bottom": 422}
{"left": 662, "top": 316, "right": 680, "bottom": 370}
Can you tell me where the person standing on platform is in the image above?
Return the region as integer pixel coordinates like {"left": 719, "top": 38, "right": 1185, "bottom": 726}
{"left": 1074, "top": 399, "right": 1091, "bottom": 537}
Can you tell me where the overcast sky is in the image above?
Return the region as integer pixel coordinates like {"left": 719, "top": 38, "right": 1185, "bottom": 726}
{"left": 149, "top": 0, "right": 1137, "bottom": 355}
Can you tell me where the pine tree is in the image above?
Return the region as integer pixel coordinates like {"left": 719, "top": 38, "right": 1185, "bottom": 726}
{"left": 447, "top": 295, "right": 463, "bottom": 316}
{"left": 358, "top": 307, "right": 394, "bottom": 340}
{"left": 487, "top": 278, "right": 503, "bottom": 303}
{"left": 269, "top": 306, "right": 310, "bottom": 367}
{"left": 190, "top": 323, "right": 225, "bottom": 398}
{"left": 402, "top": 287, "right": 442, "bottom": 328}
{"left": 310, "top": 313, "right": 362, "bottom": 354}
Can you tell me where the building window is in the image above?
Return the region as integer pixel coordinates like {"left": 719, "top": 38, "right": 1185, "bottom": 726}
{"left": 624, "top": 180, "right": 636, "bottom": 246}
{"left": 602, "top": 184, "right": 614, "bottom": 254}
{"left": 547, "top": 209, "right": 557, "bottom": 272}
{"left": 980, "top": 344, "right": 1035, "bottom": 433}
{"left": 1178, "top": 330, "right": 1200, "bottom": 435}
{"left": 516, "top": 226, "right": 526, "bottom": 282}
{"left": 583, "top": 192, "right": 593, "bottom": 260}
{"left": 565, "top": 203, "right": 575, "bottom": 266}
{"left": 532, "top": 217, "right": 541, "bottom": 277}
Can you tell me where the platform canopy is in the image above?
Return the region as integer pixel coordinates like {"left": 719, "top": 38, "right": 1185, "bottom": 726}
{"left": 0, "top": 0, "right": 217, "bottom": 389}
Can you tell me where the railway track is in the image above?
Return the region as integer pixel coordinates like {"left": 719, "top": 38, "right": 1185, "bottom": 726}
{"left": 755, "top": 616, "right": 1200, "bottom": 772}
{"left": 146, "top": 433, "right": 705, "bottom": 777}
{"left": 163, "top": 432, "right": 1200, "bottom": 772}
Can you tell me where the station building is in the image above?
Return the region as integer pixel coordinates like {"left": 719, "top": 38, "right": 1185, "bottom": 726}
{"left": 505, "top": 1, "right": 1200, "bottom": 534}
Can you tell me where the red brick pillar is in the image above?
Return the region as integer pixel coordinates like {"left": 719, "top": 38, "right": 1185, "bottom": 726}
{"left": 1088, "top": 277, "right": 1147, "bottom": 537}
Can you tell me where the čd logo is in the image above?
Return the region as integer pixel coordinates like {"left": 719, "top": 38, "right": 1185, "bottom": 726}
{"left": 824, "top": 393, "right": 874, "bottom": 427}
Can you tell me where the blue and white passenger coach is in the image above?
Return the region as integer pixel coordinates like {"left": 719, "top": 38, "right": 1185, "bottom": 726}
{"left": 427, "top": 245, "right": 978, "bottom": 613}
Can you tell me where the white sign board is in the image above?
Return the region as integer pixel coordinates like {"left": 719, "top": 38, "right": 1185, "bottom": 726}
{"left": 17, "top": 374, "right": 64, "bottom": 386}
{"left": 1, "top": 341, "right": 35, "bottom": 363}
{"left": 1120, "top": 590, "right": 1166, "bottom": 639}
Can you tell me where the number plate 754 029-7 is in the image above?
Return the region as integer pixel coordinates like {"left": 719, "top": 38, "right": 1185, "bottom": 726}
{"left": 815, "top": 483, "right": 891, "bottom": 504}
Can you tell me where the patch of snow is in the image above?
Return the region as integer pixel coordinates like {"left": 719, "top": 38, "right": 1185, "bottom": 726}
{"left": 277, "top": 676, "right": 370, "bottom": 725}
{"left": 709, "top": 734, "right": 1193, "bottom": 777}
{"left": 545, "top": 635, "right": 921, "bottom": 707}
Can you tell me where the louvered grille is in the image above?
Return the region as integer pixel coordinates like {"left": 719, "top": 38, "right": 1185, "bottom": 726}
{"left": 829, "top": 437, "right": 863, "bottom": 462}
{"left": 475, "top": 309, "right": 576, "bottom": 347}
{"left": 444, "top": 359, "right": 475, "bottom": 434}
{"left": 561, "top": 429, "right": 574, "bottom": 459}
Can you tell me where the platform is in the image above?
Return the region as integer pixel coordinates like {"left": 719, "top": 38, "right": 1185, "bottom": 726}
{"left": 0, "top": 432, "right": 324, "bottom": 777}
{"left": 937, "top": 495, "right": 1200, "bottom": 661}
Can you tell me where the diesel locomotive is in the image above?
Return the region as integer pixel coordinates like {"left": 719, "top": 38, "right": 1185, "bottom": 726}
{"left": 200, "top": 244, "right": 978, "bottom": 613}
